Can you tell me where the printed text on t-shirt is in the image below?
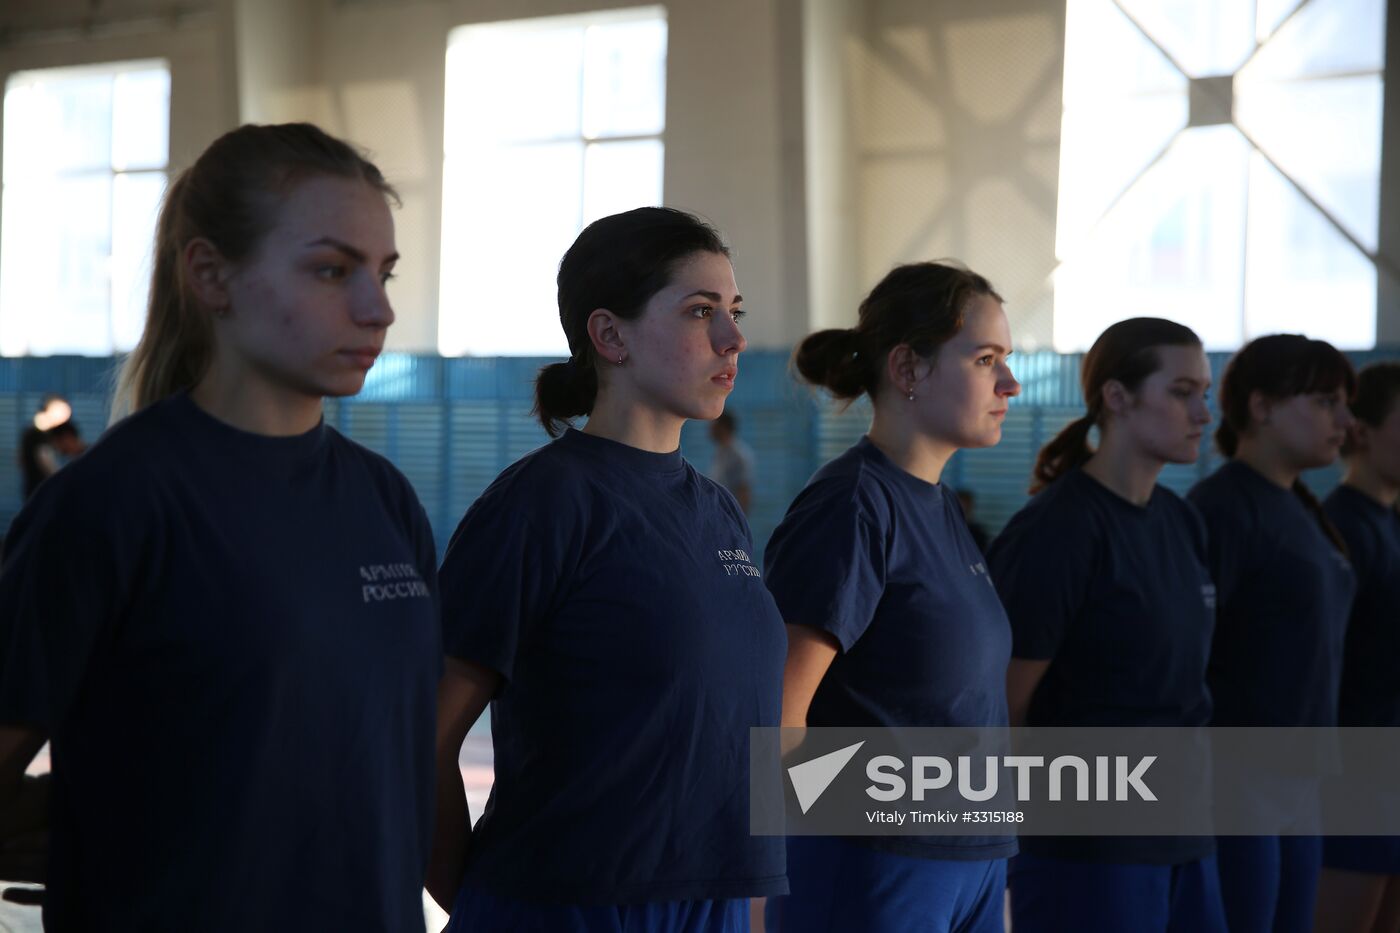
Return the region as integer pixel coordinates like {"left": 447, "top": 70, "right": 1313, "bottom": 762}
{"left": 359, "top": 563, "right": 431, "bottom": 603}
{"left": 717, "top": 548, "right": 762, "bottom": 579}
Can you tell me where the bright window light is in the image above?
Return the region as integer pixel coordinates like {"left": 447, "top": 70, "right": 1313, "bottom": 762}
{"left": 439, "top": 7, "right": 666, "bottom": 357}
{"left": 1, "top": 60, "right": 169, "bottom": 356}
{"left": 1053, "top": 0, "right": 1384, "bottom": 351}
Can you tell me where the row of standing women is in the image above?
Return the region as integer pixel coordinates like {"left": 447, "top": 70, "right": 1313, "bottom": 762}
{"left": 0, "top": 122, "right": 1393, "bottom": 933}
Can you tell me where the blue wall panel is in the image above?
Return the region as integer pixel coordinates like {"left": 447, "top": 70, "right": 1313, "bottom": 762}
{"left": 2, "top": 349, "right": 1395, "bottom": 558}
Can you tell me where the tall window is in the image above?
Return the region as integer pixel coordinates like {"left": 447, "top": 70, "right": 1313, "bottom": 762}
{"left": 1053, "top": 0, "right": 1385, "bottom": 351}
{"left": 1, "top": 60, "right": 170, "bottom": 356}
{"left": 440, "top": 7, "right": 667, "bottom": 356}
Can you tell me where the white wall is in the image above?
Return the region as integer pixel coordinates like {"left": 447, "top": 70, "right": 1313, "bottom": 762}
{"left": 308, "top": 0, "right": 805, "bottom": 350}
{"left": 2, "top": 0, "right": 1396, "bottom": 351}
{"left": 0, "top": 13, "right": 233, "bottom": 181}
{"left": 843, "top": 0, "right": 1064, "bottom": 347}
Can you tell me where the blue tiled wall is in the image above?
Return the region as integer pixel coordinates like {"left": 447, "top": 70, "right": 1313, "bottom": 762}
{"left": 2, "top": 349, "right": 1395, "bottom": 558}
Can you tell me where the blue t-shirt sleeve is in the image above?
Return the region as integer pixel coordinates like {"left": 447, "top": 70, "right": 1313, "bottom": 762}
{"left": 763, "top": 479, "right": 887, "bottom": 651}
{"left": 437, "top": 468, "right": 575, "bottom": 680}
{"left": 987, "top": 503, "right": 1094, "bottom": 660}
{"left": 0, "top": 469, "right": 146, "bottom": 730}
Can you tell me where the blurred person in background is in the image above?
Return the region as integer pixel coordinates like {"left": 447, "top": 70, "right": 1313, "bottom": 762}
{"left": 709, "top": 410, "right": 756, "bottom": 514}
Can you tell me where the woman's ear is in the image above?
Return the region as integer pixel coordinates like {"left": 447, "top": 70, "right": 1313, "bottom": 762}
{"left": 586, "top": 309, "right": 627, "bottom": 365}
{"left": 885, "top": 344, "right": 930, "bottom": 398}
{"left": 183, "top": 237, "right": 233, "bottom": 315}
{"left": 1100, "top": 379, "right": 1132, "bottom": 417}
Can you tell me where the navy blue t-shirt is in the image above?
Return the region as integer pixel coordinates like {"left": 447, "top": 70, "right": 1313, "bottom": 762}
{"left": 1188, "top": 459, "right": 1356, "bottom": 727}
{"left": 0, "top": 393, "right": 441, "bottom": 933}
{"left": 988, "top": 468, "right": 1216, "bottom": 864}
{"left": 763, "top": 437, "right": 1016, "bottom": 861}
{"left": 1324, "top": 485, "right": 1400, "bottom": 728}
{"left": 439, "top": 428, "right": 787, "bottom": 906}
{"left": 990, "top": 469, "right": 1215, "bottom": 728}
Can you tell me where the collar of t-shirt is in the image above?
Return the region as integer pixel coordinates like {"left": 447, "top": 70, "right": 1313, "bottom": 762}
{"left": 1068, "top": 467, "right": 1161, "bottom": 515}
{"left": 559, "top": 427, "right": 684, "bottom": 474}
{"left": 1333, "top": 482, "right": 1395, "bottom": 518}
{"left": 854, "top": 435, "right": 944, "bottom": 502}
{"left": 170, "top": 391, "right": 328, "bottom": 464}
{"left": 1223, "top": 457, "right": 1297, "bottom": 500}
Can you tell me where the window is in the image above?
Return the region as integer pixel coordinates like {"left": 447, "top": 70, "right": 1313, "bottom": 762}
{"left": 1, "top": 60, "right": 170, "bottom": 356}
{"left": 439, "top": 7, "right": 667, "bottom": 356}
{"left": 1053, "top": 0, "right": 1384, "bottom": 351}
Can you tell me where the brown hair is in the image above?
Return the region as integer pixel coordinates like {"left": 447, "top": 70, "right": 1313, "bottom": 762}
{"left": 113, "top": 123, "right": 397, "bottom": 417}
{"left": 1342, "top": 361, "right": 1400, "bottom": 457}
{"left": 1031, "top": 317, "right": 1202, "bottom": 493}
{"left": 1216, "top": 334, "right": 1357, "bottom": 554}
{"left": 533, "top": 207, "right": 730, "bottom": 437}
{"left": 793, "top": 261, "right": 1002, "bottom": 402}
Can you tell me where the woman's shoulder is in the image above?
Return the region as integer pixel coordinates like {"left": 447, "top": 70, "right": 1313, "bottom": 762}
{"left": 42, "top": 399, "right": 180, "bottom": 491}
{"left": 994, "top": 473, "right": 1101, "bottom": 556}
{"left": 324, "top": 427, "right": 420, "bottom": 499}
{"left": 5, "top": 401, "right": 182, "bottom": 544}
{"left": 465, "top": 436, "right": 596, "bottom": 521}
{"left": 797, "top": 449, "right": 896, "bottom": 526}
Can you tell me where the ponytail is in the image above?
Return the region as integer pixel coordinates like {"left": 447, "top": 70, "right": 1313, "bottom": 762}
{"left": 534, "top": 358, "right": 600, "bottom": 437}
{"left": 113, "top": 174, "right": 214, "bottom": 417}
{"left": 1031, "top": 414, "right": 1096, "bottom": 493}
{"left": 792, "top": 329, "right": 871, "bottom": 401}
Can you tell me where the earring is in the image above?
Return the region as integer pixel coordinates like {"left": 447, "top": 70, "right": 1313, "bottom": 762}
{"left": 907, "top": 390, "right": 916, "bottom": 402}
{"left": 617, "top": 353, "right": 625, "bottom": 365}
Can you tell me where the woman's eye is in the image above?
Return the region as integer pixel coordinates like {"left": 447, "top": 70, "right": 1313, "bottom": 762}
{"left": 380, "top": 271, "right": 397, "bottom": 286}
{"left": 317, "top": 265, "right": 348, "bottom": 281}
{"left": 732, "top": 308, "right": 746, "bottom": 322}
{"left": 977, "top": 355, "right": 994, "bottom": 366}
{"left": 690, "top": 305, "right": 713, "bottom": 319}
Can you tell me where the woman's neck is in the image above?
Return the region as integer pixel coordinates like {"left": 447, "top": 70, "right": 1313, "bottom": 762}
{"left": 867, "top": 407, "right": 954, "bottom": 485}
{"left": 191, "top": 366, "right": 322, "bottom": 436}
{"left": 1233, "top": 437, "right": 1300, "bottom": 489}
{"left": 581, "top": 393, "right": 684, "bottom": 453}
{"left": 1081, "top": 431, "right": 1162, "bottom": 506}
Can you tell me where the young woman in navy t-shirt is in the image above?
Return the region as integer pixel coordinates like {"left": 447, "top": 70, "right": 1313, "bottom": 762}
{"left": 1188, "top": 334, "right": 1358, "bottom": 933}
{"left": 988, "top": 318, "right": 1226, "bottom": 932}
{"left": 0, "top": 124, "right": 440, "bottom": 931}
{"left": 762, "top": 262, "right": 1021, "bottom": 932}
{"left": 430, "top": 207, "right": 787, "bottom": 931}
{"left": 1315, "top": 361, "right": 1400, "bottom": 933}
